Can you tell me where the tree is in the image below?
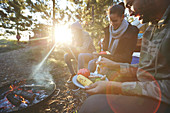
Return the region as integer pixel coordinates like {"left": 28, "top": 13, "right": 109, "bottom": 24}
{"left": 33, "top": 24, "right": 51, "bottom": 38}
{"left": 0, "top": 0, "right": 54, "bottom": 40}
{"left": 0, "top": 0, "right": 68, "bottom": 44}
{"left": 0, "top": 0, "right": 32, "bottom": 34}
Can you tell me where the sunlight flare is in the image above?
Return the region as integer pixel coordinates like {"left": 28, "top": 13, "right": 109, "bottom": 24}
{"left": 54, "top": 24, "right": 72, "bottom": 44}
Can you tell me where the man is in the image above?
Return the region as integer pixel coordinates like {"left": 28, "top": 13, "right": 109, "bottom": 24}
{"left": 79, "top": 0, "right": 170, "bottom": 113}
{"left": 64, "top": 21, "right": 96, "bottom": 82}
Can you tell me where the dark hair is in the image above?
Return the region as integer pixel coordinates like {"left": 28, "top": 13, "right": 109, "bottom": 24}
{"left": 108, "top": 2, "right": 125, "bottom": 17}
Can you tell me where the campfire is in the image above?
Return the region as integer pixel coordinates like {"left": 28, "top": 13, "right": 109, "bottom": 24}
{"left": 0, "top": 79, "right": 56, "bottom": 113}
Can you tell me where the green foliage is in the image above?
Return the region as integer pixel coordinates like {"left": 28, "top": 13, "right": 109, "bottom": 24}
{"left": 0, "top": 0, "right": 55, "bottom": 38}
{"left": 5, "top": 30, "right": 16, "bottom": 35}
{"left": 0, "top": 0, "right": 68, "bottom": 43}
{"left": 0, "top": 0, "right": 124, "bottom": 47}
{"left": 0, "top": 0, "right": 31, "bottom": 32}
{"left": 33, "top": 24, "right": 52, "bottom": 38}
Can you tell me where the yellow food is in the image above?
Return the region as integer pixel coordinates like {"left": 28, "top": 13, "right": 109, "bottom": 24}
{"left": 77, "top": 74, "right": 93, "bottom": 86}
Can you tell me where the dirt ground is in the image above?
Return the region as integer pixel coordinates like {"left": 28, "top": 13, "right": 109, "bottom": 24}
{"left": 0, "top": 43, "right": 87, "bottom": 113}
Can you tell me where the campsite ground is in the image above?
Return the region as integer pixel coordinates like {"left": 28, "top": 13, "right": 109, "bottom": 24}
{"left": 0, "top": 39, "right": 87, "bottom": 113}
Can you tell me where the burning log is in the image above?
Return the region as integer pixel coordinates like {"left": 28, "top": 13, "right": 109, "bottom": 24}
{"left": 6, "top": 93, "right": 21, "bottom": 106}
{"left": 0, "top": 107, "right": 5, "bottom": 110}
{"left": 0, "top": 79, "right": 56, "bottom": 113}
{"left": 13, "top": 90, "right": 36, "bottom": 101}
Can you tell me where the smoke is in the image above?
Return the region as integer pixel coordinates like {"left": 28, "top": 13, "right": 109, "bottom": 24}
{"left": 31, "top": 64, "right": 53, "bottom": 86}
{"left": 29, "top": 43, "right": 57, "bottom": 87}
{"left": 30, "top": 43, "right": 57, "bottom": 86}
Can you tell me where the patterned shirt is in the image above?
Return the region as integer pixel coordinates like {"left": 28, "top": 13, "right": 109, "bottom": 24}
{"left": 119, "top": 5, "right": 170, "bottom": 104}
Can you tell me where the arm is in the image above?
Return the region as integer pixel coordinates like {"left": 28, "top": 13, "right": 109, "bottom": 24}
{"left": 85, "top": 81, "right": 122, "bottom": 95}
{"left": 97, "top": 57, "right": 138, "bottom": 78}
{"left": 121, "top": 80, "right": 170, "bottom": 103}
{"left": 85, "top": 78, "right": 165, "bottom": 103}
{"left": 87, "top": 60, "right": 168, "bottom": 102}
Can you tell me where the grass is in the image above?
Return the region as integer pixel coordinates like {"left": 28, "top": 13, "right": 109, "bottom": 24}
{"left": 0, "top": 39, "right": 26, "bottom": 53}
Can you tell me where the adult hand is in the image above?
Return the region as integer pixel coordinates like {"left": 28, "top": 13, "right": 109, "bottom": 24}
{"left": 97, "top": 57, "right": 120, "bottom": 70}
{"left": 99, "top": 67, "right": 109, "bottom": 75}
{"left": 85, "top": 81, "right": 108, "bottom": 95}
{"left": 85, "top": 81, "right": 122, "bottom": 95}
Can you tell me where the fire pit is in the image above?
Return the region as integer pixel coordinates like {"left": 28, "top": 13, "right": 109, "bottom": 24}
{"left": 0, "top": 79, "right": 56, "bottom": 113}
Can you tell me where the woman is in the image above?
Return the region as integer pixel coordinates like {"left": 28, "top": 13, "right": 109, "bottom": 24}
{"left": 88, "top": 2, "right": 139, "bottom": 73}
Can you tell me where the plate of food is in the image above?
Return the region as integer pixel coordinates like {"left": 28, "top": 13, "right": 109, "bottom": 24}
{"left": 72, "top": 72, "right": 109, "bottom": 89}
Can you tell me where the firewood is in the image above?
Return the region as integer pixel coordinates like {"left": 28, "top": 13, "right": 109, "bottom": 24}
{"left": 6, "top": 93, "right": 21, "bottom": 106}
{"left": 13, "top": 90, "right": 36, "bottom": 101}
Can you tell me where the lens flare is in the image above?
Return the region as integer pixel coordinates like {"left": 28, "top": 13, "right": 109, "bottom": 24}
{"left": 105, "top": 68, "right": 161, "bottom": 113}
{"left": 54, "top": 24, "right": 72, "bottom": 44}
